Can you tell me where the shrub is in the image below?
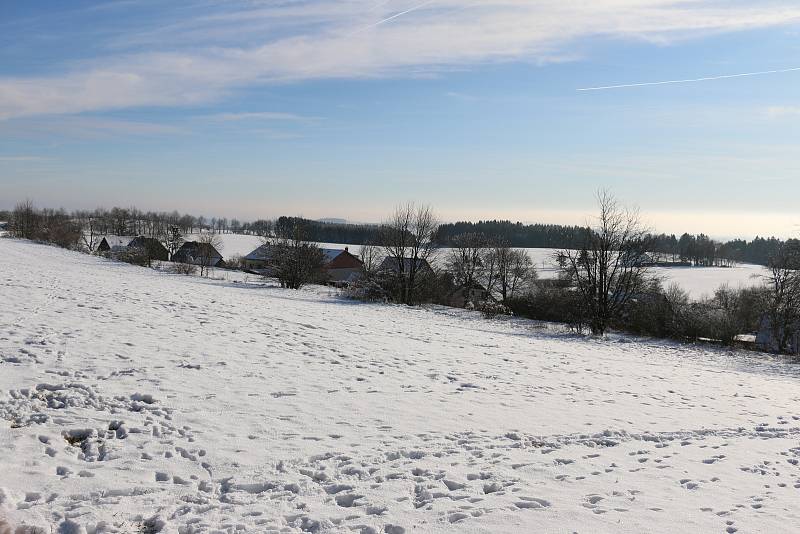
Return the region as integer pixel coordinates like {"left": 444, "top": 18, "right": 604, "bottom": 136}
{"left": 225, "top": 254, "right": 245, "bottom": 271}
{"left": 477, "top": 300, "right": 512, "bottom": 319}
{"left": 115, "top": 247, "right": 149, "bottom": 267}
{"left": 507, "top": 283, "right": 589, "bottom": 332}
{"left": 167, "top": 262, "right": 198, "bottom": 276}
{"left": 342, "top": 278, "right": 388, "bottom": 302}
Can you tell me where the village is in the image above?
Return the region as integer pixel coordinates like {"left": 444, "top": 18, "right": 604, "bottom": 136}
{"left": 18, "top": 209, "right": 797, "bottom": 359}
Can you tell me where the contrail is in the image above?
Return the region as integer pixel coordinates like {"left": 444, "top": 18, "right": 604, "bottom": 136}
{"left": 578, "top": 67, "right": 800, "bottom": 91}
{"left": 349, "top": 0, "right": 437, "bottom": 36}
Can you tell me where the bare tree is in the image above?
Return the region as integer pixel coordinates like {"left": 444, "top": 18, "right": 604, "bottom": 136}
{"left": 494, "top": 246, "right": 536, "bottom": 303}
{"left": 9, "top": 199, "right": 39, "bottom": 239}
{"left": 166, "top": 225, "right": 184, "bottom": 261}
{"left": 764, "top": 241, "right": 800, "bottom": 353}
{"left": 447, "top": 232, "right": 486, "bottom": 306}
{"left": 268, "top": 220, "right": 324, "bottom": 289}
{"left": 382, "top": 203, "right": 439, "bottom": 305}
{"left": 559, "top": 190, "right": 652, "bottom": 335}
{"left": 481, "top": 246, "right": 501, "bottom": 300}
{"left": 359, "top": 242, "right": 383, "bottom": 280}
{"left": 196, "top": 232, "right": 223, "bottom": 277}
{"left": 75, "top": 210, "right": 101, "bottom": 251}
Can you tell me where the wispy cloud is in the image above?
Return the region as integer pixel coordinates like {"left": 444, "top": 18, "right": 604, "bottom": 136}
{"left": 203, "top": 112, "right": 318, "bottom": 122}
{"left": 0, "top": 156, "right": 47, "bottom": 162}
{"left": 348, "top": 0, "right": 438, "bottom": 36}
{"left": 444, "top": 91, "right": 479, "bottom": 102}
{"left": 0, "top": 116, "right": 188, "bottom": 138}
{"left": 765, "top": 106, "right": 800, "bottom": 118}
{"left": 2, "top": 1, "right": 800, "bottom": 118}
{"left": 578, "top": 67, "right": 800, "bottom": 91}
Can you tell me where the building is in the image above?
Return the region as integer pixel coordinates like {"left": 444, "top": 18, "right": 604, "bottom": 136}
{"left": 172, "top": 241, "right": 225, "bottom": 268}
{"left": 446, "top": 282, "right": 492, "bottom": 308}
{"left": 97, "top": 235, "right": 135, "bottom": 253}
{"left": 128, "top": 236, "right": 169, "bottom": 261}
{"left": 243, "top": 243, "right": 273, "bottom": 272}
{"left": 321, "top": 248, "right": 363, "bottom": 283}
{"left": 242, "top": 244, "right": 363, "bottom": 283}
{"left": 756, "top": 315, "right": 800, "bottom": 355}
{"left": 97, "top": 235, "right": 169, "bottom": 261}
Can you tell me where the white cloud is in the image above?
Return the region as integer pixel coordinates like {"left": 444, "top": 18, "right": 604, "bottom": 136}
{"left": 204, "top": 112, "right": 317, "bottom": 122}
{"left": 0, "top": 156, "right": 46, "bottom": 162}
{"left": 765, "top": 106, "right": 800, "bottom": 118}
{"left": 2, "top": 0, "right": 800, "bottom": 118}
{"left": 0, "top": 116, "right": 188, "bottom": 138}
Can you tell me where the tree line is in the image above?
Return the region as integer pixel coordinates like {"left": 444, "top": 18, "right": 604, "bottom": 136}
{"left": 1, "top": 202, "right": 788, "bottom": 268}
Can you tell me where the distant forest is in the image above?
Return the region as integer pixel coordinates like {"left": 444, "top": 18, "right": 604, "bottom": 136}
{"left": 281, "top": 217, "right": 787, "bottom": 267}
{"left": 0, "top": 207, "right": 790, "bottom": 267}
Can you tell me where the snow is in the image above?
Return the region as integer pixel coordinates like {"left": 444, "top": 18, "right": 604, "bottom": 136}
{"left": 3, "top": 238, "right": 798, "bottom": 533}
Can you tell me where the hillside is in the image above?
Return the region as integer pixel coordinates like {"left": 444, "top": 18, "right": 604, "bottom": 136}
{"left": 0, "top": 239, "right": 798, "bottom": 533}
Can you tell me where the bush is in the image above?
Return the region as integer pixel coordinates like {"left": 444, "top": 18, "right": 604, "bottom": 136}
{"left": 225, "top": 254, "right": 245, "bottom": 271}
{"left": 342, "top": 278, "right": 388, "bottom": 302}
{"left": 477, "top": 300, "right": 512, "bottom": 319}
{"left": 114, "top": 247, "right": 150, "bottom": 267}
{"left": 167, "top": 262, "right": 198, "bottom": 276}
{"left": 507, "top": 283, "right": 589, "bottom": 332}
{"left": 628, "top": 283, "right": 767, "bottom": 346}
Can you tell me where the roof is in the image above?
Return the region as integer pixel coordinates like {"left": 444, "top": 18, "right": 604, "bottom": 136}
{"left": 178, "top": 241, "right": 223, "bottom": 257}
{"left": 245, "top": 245, "right": 363, "bottom": 268}
{"left": 244, "top": 244, "right": 272, "bottom": 261}
{"left": 100, "top": 235, "right": 135, "bottom": 248}
{"left": 321, "top": 248, "right": 343, "bottom": 264}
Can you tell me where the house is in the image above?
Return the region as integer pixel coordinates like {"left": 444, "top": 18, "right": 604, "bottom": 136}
{"left": 128, "top": 236, "right": 169, "bottom": 261}
{"left": 756, "top": 315, "right": 800, "bottom": 355}
{"left": 97, "top": 235, "right": 135, "bottom": 253}
{"left": 447, "top": 282, "right": 492, "bottom": 308}
{"left": 97, "top": 235, "right": 169, "bottom": 261}
{"left": 321, "top": 248, "right": 363, "bottom": 283}
{"left": 378, "top": 256, "right": 433, "bottom": 276}
{"left": 243, "top": 243, "right": 273, "bottom": 272}
{"left": 242, "top": 244, "right": 363, "bottom": 283}
{"left": 172, "top": 241, "right": 225, "bottom": 268}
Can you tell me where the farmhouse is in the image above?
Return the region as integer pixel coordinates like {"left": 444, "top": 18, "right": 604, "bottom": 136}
{"left": 97, "top": 235, "right": 135, "bottom": 253}
{"left": 447, "top": 282, "right": 492, "bottom": 308}
{"left": 756, "top": 316, "right": 800, "bottom": 355}
{"left": 97, "top": 235, "right": 169, "bottom": 261}
{"left": 172, "top": 241, "right": 225, "bottom": 267}
{"left": 128, "top": 237, "right": 169, "bottom": 261}
{"left": 243, "top": 244, "right": 272, "bottom": 272}
{"left": 322, "top": 248, "right": 363, "bottom": 283}
{"left": 243, "top": 244, "right": 363, "bottom": 282}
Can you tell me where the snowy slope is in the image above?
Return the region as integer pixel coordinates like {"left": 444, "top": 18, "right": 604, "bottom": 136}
{"left": 1, "top": 239, "right": 798, "bottom": 533}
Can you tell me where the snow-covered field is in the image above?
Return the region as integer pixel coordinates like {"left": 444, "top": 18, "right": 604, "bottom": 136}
{"left": 2, "top": 238, "right": 798, "bottom": 533}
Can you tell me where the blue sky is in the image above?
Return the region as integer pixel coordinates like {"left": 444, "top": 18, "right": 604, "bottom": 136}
{"left": 1, "top": 1, "right": 799, "bottom": 238}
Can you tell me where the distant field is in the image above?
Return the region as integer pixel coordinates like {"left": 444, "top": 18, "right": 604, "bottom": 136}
{"left": 209, "top": 234, "right": 768, "bottom": 299}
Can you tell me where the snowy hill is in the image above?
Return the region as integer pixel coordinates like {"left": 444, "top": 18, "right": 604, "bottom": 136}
{"left": 1, "top": 238, "right": 798, "bottom": 533}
